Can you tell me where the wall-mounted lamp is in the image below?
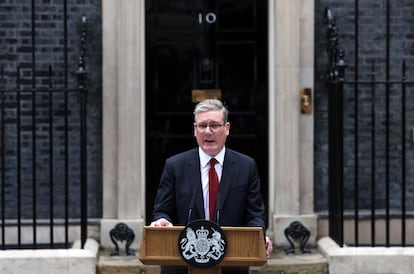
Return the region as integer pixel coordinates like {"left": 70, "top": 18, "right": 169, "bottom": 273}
{"left": 300, "top": 88, "right": 312, "bottom": 114}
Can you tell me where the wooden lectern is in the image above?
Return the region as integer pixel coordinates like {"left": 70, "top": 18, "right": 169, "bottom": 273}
{"left": 139, "top": 226, "right": 267, "bottom": 274}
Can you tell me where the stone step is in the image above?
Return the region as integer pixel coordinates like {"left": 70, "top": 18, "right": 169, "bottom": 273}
{"left": 98, "top": 255, "right": 160, "bottom": 274}
{"left": 253, "top": 249, "right": 328, "bottom": 274}
{"left": 97, "top": 249, "right": 328, "bottom": 274}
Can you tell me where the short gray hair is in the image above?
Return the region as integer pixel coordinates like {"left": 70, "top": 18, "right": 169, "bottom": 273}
{"left": 193, "top": 99, "right": 229, "bottom": 122}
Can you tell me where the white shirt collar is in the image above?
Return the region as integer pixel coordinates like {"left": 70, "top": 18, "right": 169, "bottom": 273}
{"left": 198, "top": 147, "right": 225, "bottom": 167}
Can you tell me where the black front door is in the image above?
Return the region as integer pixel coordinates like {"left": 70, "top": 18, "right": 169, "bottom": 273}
{"left": 145, "top": 0, "right": 268, "bottom": 224}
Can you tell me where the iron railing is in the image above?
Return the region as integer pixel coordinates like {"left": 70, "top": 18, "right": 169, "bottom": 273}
{"left": 0, "top": 16, "right": 88, "bottom": 249}
{"left": 325, "top": 7, "right": 414, "bottom": 247}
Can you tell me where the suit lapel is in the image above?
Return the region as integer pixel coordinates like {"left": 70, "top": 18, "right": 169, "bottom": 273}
{"left": 217, "top": 150, "right": 236, "bottom": 211}
{"left": 186, "top": 150, "right": 204, "bottom": 220}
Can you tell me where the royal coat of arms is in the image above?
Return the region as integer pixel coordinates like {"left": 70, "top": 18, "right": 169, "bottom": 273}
{"left": 178, "top": 220, "right": 227, "bottom": 268}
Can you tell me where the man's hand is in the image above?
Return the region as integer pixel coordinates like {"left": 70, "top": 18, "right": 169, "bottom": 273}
{"left": 150, "top": 218, "right": 173, "bottom": 227}
{"left": 265, "top": 236, "right": 273, "bottom": 258}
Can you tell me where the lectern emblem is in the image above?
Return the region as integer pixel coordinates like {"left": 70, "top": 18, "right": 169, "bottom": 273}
{"left": 178, "top": 220, "right": 227, "bottom": 268}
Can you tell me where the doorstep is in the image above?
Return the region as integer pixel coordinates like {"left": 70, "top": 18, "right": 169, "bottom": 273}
{"left": 97, "top": 249, "right": 328, "bottom": 274}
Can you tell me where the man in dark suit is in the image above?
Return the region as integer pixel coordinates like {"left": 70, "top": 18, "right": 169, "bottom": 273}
{"left": 150, "top": 99, "right": 272, "bottom": 274}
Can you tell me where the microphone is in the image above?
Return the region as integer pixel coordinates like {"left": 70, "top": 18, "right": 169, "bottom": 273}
{"left": 215, "top": 191, "right": 221, "bottom": 225}
{"left": 187, "top": 186, "right": 199, "bottom": 224}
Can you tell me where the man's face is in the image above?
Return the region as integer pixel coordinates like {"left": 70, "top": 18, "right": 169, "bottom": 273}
{"left": 194, "top": 110, "right": 230, "bottom": 157}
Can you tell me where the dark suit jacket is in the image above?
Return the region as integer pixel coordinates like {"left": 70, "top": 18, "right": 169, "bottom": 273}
{"left": 151, "top": 148, "right": 267, "bottom": 274}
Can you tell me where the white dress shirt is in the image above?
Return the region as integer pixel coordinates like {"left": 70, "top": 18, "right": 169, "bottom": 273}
{"left": 198, "top": 147, "right": 225, "bottom": 220}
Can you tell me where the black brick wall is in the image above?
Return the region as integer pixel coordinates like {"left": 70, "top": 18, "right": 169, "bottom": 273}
{"left": 315, "top": 0, "right": 414, "bottom": 212}
{"left": 0, "top": 0, "right": 102, "bottom": 219}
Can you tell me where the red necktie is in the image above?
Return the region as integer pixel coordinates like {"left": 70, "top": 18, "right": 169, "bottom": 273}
{"left": 209, "top": 158, "right": 219, "bottom": 221}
